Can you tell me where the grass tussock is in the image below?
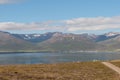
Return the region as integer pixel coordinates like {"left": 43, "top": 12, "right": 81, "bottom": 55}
{"left": 0, "top": 62, "right": 119, "bottom": 80}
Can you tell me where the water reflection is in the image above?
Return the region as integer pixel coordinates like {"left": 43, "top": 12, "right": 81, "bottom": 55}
{"left": 0, "top": 52, "right": 119, "bottom": 65}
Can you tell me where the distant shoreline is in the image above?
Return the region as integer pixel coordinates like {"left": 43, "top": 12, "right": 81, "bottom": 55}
{"left": 0, "top": 50, "right": 119, "bottom": 54}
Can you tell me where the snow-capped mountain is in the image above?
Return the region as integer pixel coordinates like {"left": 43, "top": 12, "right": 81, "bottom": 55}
{"left": 105, "top": 32, "right": 120, "bottom": 37}
{"left": 11, "top": 32, "right": 120, "bottom": 43}
{"left": 0, "top": 31, "right": 120, "bottom": 52}
{"left": 12, "top": 32, "right": 54, "bottom": 42}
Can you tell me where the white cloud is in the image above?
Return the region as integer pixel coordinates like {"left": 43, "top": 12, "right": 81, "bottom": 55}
{"left": 0, "top": 0, "right": 25, "bottom": 4}
{"left": 0, "top": 16, "right": 120, "bottom": 33}
{"left": 0, "top": 22, "right": 65, "bottom": 32}
{"left": 64, "top": 16, "right": 120, "bottom": 31}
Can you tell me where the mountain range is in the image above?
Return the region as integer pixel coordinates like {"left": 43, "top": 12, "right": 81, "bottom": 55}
{"left": 0, "top": 31, "right": 120, "bottom": 52}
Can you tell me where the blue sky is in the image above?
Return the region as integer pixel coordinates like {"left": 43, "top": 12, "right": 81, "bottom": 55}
{"left": 0, "top": 0, "right": 120, "bottom": 34}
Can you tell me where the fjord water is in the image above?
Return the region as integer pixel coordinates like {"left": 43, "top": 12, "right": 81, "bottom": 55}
{"left": 0, "top": 52, "right": 120, "bottom": 65}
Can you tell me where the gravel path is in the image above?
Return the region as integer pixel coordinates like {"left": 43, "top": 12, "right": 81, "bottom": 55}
{"left": 102, "top": 62, "right": 120, "bottom": 74}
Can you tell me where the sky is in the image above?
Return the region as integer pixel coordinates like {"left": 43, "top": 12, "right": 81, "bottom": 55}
{"left": 0, "top": 0, "right": 120, "bottom": 34}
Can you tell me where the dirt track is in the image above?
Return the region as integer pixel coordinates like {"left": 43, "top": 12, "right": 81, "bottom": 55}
{"left": 102, "top": 62, "right": 120, "bottom": 74}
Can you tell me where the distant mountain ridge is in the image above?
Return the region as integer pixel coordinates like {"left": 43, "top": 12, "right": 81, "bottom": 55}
{"left": 0, "top": 31, "right": 120, "bottom": 52}
{"left": 12, "top": 32, "right": 120, "bottom": 42}
{"left": 12, "top": 32, "right": 54, "bottom": 43}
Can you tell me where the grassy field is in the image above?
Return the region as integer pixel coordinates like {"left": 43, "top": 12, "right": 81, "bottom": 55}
{"left": 111, "top": 61, "right": 120, "bottom": 67}
{"left": 0, "top": 62, "right": 119, "bottom": 80}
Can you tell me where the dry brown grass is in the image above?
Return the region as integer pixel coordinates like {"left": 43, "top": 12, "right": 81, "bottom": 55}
{"left": 111, "top": 61, "right": 120, "bottom": 67}
{"left": 0, "top": 62, "right": 119, "bottom": 80}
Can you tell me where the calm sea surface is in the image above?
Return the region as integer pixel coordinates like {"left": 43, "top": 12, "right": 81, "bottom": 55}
{"left": 0, "top": 52, "right": 120, "bottom": 65}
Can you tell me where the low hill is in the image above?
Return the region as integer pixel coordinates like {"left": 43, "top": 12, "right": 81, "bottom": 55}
{"left": 0, "top": 31, "right": 35, "bottom": 52}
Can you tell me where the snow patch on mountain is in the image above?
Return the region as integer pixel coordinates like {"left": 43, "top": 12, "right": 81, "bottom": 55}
{"left": 105, "top": 32, "right": 120, "bottom": 37}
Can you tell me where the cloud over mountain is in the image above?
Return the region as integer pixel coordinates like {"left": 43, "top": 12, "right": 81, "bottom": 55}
{"left": 64, "top": 16, "right": 120, "bottom": 31}
{"left": 0, "top": 22, "right": 64, "bottom": 32}
{"left": 0, "top": 16, "right": 120, "bottom": 33}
